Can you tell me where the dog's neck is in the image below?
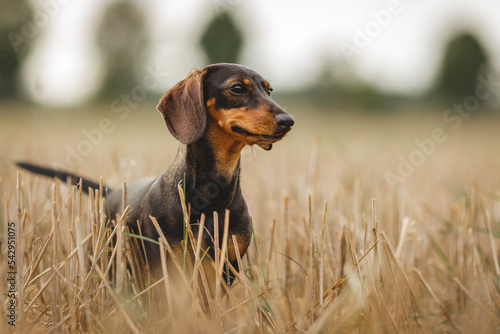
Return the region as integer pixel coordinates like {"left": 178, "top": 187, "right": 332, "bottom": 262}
{"left": 185, "top": 137, "right": 242, "bottom": 183}
{"left": 203, "top": 120, "right": 246, "bottom": 177}
{"left": 177, "top": 132, "right": 243, "bottom": 213}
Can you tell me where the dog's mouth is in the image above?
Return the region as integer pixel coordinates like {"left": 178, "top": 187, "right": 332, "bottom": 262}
{"left": 231, "top": 125, "right": 290, "bottom": 151}
{"left": 231, "top": 125, "right": 285, "bottom": 139}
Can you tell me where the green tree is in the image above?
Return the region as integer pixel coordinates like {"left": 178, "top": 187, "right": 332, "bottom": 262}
{"left": 434, "top": 32, "right": 489, "bottom": 101}
{"left": 0, "top": 0, "right": 32, "bottom": 100}
{"left": 95, "top": 0, "right": 148, "bottom": 98}
{"left": 200, "top": 12, "right": 243, "bottom": 64}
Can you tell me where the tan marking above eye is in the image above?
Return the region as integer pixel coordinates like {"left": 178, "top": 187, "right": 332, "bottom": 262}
{"left": 206, "top": 97, "right": 216, "bottom": 108}
{"left": 262, "top": 81, "right": 273, "bottom": 95}
{"left": 226, "top": 78, "right": 251, "bottom": 88}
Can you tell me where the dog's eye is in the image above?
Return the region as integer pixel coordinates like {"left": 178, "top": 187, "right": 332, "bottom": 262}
{"left": 267, "top": 87, "right": 273, "bottom": 96}
{"left": 230, "top": 84, "right": 246, "bottom": 95}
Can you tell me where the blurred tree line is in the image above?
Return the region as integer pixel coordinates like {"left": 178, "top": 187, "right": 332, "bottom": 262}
{"left": 0, "top": 0, "right": 32, "bottom": 99}
{"left": 434, "top": 33, "right": 489, "bottom": 102}
{"left": 96, "top": 0, "right": 149, "bottom": 98}
{"left": 281, "top": 31, "right": 492, "bottom": 111}
{"left": 0, "top": 0, "right": 244, "bottom": 104}
{"left": 0, "top": 0, "right": 494, "bottom": 111}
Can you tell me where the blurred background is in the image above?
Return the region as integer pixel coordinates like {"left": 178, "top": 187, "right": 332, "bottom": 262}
{"left": 2, "top": 0, "right": 500, "bottom": 109}
{"left": 1, "top": 0, "right": 500, "bottom": 197}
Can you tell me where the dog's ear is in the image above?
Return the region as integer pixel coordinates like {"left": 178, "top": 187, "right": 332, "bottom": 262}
{"left": 157, "top": 68, "right": 207, "bottom": 144}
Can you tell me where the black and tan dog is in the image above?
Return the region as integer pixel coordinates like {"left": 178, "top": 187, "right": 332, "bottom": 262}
{"left": 17, "top": 63, "right": 294, "bottom": 283}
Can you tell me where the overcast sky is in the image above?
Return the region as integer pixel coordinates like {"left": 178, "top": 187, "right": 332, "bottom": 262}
{"left": 19, "top": 0, "right": 500, "bottom": 107}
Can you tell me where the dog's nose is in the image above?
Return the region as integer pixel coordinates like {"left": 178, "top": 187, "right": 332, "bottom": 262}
{"left": 275, "top": 113, "right": 295, "bottom": 131}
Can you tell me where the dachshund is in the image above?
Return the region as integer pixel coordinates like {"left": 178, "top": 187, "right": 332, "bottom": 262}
{"left": 17, "top": 63, "right": 294, "bottom": 285}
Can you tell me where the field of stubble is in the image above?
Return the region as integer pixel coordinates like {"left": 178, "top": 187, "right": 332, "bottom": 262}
{"left": 1, "top": 101, "right": 500, "bottom": 333}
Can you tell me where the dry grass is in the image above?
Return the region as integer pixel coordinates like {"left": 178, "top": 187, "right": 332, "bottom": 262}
{"left": 1, "top": 103, "right": 500, "bottom": 333}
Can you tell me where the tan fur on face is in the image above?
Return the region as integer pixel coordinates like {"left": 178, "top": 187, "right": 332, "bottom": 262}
{"left": 205, "top": 97, "right": 279, "bottom": 176}
{"left": 207, "top": 97, "right": 281, "bottom": 136}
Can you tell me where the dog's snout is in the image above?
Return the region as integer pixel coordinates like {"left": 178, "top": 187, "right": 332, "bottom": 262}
{"left": 275, "top": 113, "right": 295, "bottom": 131}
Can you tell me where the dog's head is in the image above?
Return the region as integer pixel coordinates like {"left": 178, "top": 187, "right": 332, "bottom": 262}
{"left": 157, "top": 63, "right": 294, "bottom": 150}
